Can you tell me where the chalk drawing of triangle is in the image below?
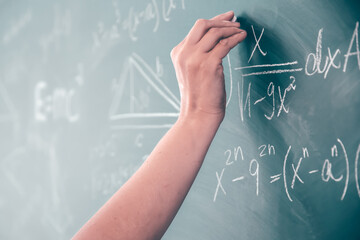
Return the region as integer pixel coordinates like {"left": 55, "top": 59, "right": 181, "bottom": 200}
{"left": 0, "top": 82, "right": 16, "bottom": 123}
{"left": 109, "top": 53, "right": 180, "bottom": 129}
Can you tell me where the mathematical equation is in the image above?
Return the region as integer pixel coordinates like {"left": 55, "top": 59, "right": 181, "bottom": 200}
{"left": 229, "top": 21, "right": 360, "bottom": 122}
{"left": 213, "top": 139, "right": 360, "bottom": 202}
{"left": 33, "top": 63, "right": 84, "bottom": 123}
{"left": 92, "top": 0, "right": 186, "bottom": 49}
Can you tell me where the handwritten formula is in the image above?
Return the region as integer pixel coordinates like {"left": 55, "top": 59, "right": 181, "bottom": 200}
{"left": 228, "top": 22, "right": 360, "bottom": 122}
{"left": 214, "top": 140, "right": 360, "bottom": 202}
{"left": 92, "top": 0, "right": 186, "bottom": 50}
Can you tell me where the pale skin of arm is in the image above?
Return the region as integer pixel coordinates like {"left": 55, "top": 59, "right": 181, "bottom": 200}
{"left": 73, "top": 11, "right": 246, "bottom": 240}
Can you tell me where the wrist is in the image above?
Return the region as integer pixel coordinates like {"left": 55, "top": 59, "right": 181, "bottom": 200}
{"left": 177, "top": 93, "right": 226, "bottom": 125}
{"left": 177, "top": 109, "right": 223, "bottom": 132}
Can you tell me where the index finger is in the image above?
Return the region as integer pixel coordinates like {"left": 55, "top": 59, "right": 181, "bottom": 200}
{"left": 186, "top": 19, "right": 240, "bottom": 44}
{"left": 210, "top": 31, "right": 247, "bottom": 59}
{"left": 211, "top": 11, "right": 235, "bottom": 21}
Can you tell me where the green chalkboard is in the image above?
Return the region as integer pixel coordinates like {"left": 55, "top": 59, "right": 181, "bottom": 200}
{"left": 0, "top": 0, "right": 359, "bottom": 239}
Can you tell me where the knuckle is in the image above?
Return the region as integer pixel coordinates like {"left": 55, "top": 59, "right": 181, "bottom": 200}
{"left": 170, "top": 47, "right": 176, "bottom": 59}
{"left": 219, "top": 38, "right": 229, "bottom": 46}
{"left": 170, "top": 42, "right": 185, "bottom": 62}
{"left": 195, "top": 19, "right": 208, "bottom": 28}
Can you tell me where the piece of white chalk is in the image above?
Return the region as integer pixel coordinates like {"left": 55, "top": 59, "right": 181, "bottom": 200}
{"left": 231, "top": 15, "right": 237, "bottom": 22}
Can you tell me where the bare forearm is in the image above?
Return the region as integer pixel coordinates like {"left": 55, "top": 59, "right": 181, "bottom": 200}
{"left": 74, "top": 115, "right": 221, "bottom": 240}
{"left": 73, "top": 10, "right": 246, "bottom": 240}
{"left": 121, "top": 115, "right": 221, "bottom": 238}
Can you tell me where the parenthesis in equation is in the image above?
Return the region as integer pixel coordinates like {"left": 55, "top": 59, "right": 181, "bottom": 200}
{"left": 355, "top": 144, "right": 360, "bottom": 198}
{"left": 337, "top": 138, "right": 349, "bottom": 201}
{"left": 152, "top": 0, "right": 160, "bottom": 32}
{"left": 283, "top": 145, "right": 293, "bottom": 202}
{"left": 226, "top": 55, "right": 233, "bottom": 107}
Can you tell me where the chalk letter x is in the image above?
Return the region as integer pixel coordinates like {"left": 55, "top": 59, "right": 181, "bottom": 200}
{"left": 213, "top": 168, "right": 226, "bottom": 202}
{"left": 248, "top": 25, "right": 267, "bottom": 63}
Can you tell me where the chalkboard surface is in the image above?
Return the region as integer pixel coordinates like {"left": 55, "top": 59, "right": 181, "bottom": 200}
{"left": 0, "top": 0, "right": 359, "bottom": 239}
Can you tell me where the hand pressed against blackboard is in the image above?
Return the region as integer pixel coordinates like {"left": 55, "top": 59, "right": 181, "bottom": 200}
{"left": 73, "top": 11, "right": 246, "bottom": 240}
{"left": 171, "top": 12, "right": 246, "bottom": 122}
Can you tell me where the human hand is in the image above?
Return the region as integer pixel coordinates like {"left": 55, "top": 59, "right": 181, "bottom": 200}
{"left": 171, "top": 11, "right": 247, "bottom": 124}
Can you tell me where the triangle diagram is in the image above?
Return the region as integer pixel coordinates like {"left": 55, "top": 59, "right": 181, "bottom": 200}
{"left": 109, "top": 53, "right": 180, "bottom": 129}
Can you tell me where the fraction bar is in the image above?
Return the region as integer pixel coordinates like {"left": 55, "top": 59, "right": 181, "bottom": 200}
{"left": 235, "top": 61, "right": 299, "bottom": 70}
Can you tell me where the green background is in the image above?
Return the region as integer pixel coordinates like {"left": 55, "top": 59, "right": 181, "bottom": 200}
{"left": 0, "top": 0, "right": 359, "bottom": 239}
